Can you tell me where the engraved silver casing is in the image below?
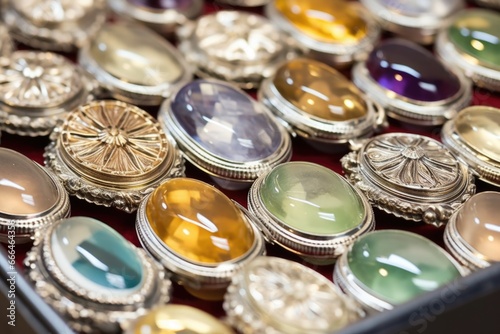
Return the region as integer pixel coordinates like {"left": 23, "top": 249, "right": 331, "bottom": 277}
{"left": 341, "top": 133, "right": 476, "bottom": 227}
{"left": 0, "top": 51, "right": 92, "bottom": 136}
{"left": 177, "top": 10, "right": 299, "bottom": 89}
{"left": 2, "top": 0, "right": 107, "bottom": 51}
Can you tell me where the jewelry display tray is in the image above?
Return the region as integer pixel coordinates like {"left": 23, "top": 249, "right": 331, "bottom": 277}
{"left": 2, "top": 1, "right": 500, "bottom": 333}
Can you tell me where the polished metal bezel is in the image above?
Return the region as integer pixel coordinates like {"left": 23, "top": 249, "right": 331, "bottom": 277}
{"left": 247, "top": 162, "right": 375, "bottom": 264}
{"left": 0, "top": 23, "right": 13, "bottom": 58}
{"left": 0, "top": 159, "right": 70, "bottom": 243}
{"left": 351, "top": 59, "right": 472, "bottom": 126}
{"left": 2, "top": 0, "right": 107, "bottom": 51}
{"left": 24, "top": 219, "right": 171, "bottom": 333}
{"left": 444, "top": 206, "right": 491, "bottom": 271}
{"left": 44, "top": 100, "right": 185, "bottom": 213}
{"left": 435, "top": 15, "right": 500, "bottom": 93}
{"left": 441, "top": 107, "right": 500, "bottom": 188}
{"left": 177, "top": 10, "right": 299, "bottom": 89}
{"left": 158, "top": 80, "right": 292, "bottom": 190}
{"left": 360, "top": 0, "right": 465, "bottom": 44}
{"left": 78, "top": 21, "right": 193, "bottom": 106}
{"left": 135, "top": 193, "right": 266, "bottom": 295}
{"left": 224, "top": 256, "right": 362, "bottom": 334}
{"left": 341, "top": 133, "right": 476, "bottom": 227}
{"left": 0, "top": 51, "right": 92, "bottom": 136}
{"left": 265, "top": 2, "right": 381, "bottom": 68}
{"left": 107, "top": 0, "right": 203, "bottom": 35}
{"left": 334, "top": 230, "right": 468, "bottom": 314}
{"left": 259, "top": 75, "right": 387, "bottom": 149}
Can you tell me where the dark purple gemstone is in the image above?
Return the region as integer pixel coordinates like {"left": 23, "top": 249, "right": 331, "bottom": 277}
{"left": 171, "top": 80, "right": 283, "bottom": 161}
{"left": 366, "top": 39, "right": 461, "bottom": 102}
{"left": 128, "top": 0, "right": 194, "bottom": 10}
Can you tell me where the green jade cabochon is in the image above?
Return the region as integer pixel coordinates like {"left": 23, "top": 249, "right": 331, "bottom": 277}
{"left": 448, "top": 9, "right": 500, "bottom": 70}
{"left": 347, "top": 230, "right": 462, "bottom": 305}
{"left": 259, "top": 162, "right": 365, "bottom": 235}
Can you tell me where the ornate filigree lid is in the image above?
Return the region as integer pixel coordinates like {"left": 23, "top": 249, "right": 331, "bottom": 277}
{"left": 194, "top": 11, "right": 285, "bottom": 63}
{"left": 341, "top": 133, "right": 476, "bottom": 226}
{"left": 0, "top": 51, "right": 83, "bottom": 109}
{"left": 245, "top": 258, "right": 353, "bottom": 329}
{"left": 45, "top": 100, "right": 185, "bottom": 212}
{"left": 361, "top": 134, "right": 460, "bottom": 193}
{"left": 177, "top": 10, "right": 297, "bottom": 89}
{"left": 59, "top": 100, "right": 170, "bottom": 184}
{"left": 224, "top": 256, "right": 360, "bottom": 333}
{"left": 3, "top": 0, "right": 106, "bottom": 51}
{"left": 13, "top": 0, "right": 98, "bottom": 23}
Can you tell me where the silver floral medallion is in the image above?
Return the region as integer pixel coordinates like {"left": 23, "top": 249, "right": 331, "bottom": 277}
{"left": 2, "top": 0, "right": 107, "bottom": 51}
{"left": 341, "top": 133, "right": 476, "bottom": 226}
{"left": 44, "top": 100, "right": 185, "bottom": 212}
{"left": 0, "top": 51, "right": 91, "bottom": 136}
{"left": 224, "top": 256, "right": 362, "bottom": 333}
{"left": 177, "top": 10, "right": 299, "bottom": 89}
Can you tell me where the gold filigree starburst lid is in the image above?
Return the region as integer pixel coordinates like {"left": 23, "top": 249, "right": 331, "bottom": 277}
{"left": 341, "top": 133, "right": 476, "bottom": 226}
{"left": 59, "top": 100, "right": 170, "bottom": 183}
{"left": 45, "top": 100, "right": 185, "bottom": 212}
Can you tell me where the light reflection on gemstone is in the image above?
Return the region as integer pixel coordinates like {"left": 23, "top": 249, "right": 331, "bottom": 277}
{"left": 366, "top": 39, "right": 461, "bottom": 102}
{"left": 0, "top": 148, "right": 58, "bottom": 216}
{"left": 274, "top": 0, "right": 367, "bottom": 43}
{"left": 273, "top": 58, "right": 367, "bottom": 121}
{"left": 347, "top": 230, "right": 461, "bottom": 304}
{"left": 456, "top": 192, "right": 500, "bottom": 261}
{"left": 171, "top": 80, "right": 282, "bottom": 161}
{"left": 448, "top": 9, "right": 500, "bottom": 70}
{"left": 455, "top": 106, "right": 500, "bottom": 163}
{"left": 51, "top": 217, "right": 143, "bottom": 292}
{"left": 259, "top": 162, "right": 364, "bottom": 235}
{"left": 145, "top": 178, "right": 254, "bottom": 264}
{"left": 88, "top": 21, "right": 183, "bottom": 86}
